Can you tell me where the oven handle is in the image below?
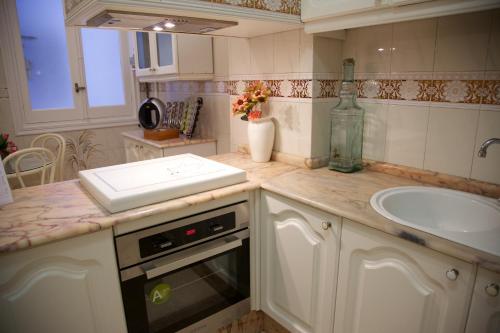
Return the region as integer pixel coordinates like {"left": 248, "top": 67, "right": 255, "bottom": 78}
{"left": 143, "top": 231, "right": 247, "bottom": 280}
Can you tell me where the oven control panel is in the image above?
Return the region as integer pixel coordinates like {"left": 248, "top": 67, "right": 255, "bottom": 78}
{"left": 139, "top": 212, "right": 235, "bottom": 258}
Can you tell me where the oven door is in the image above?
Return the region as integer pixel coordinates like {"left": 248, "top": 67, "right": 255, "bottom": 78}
{"left": 120, "top": 229, "right": 250, "bottom": 333}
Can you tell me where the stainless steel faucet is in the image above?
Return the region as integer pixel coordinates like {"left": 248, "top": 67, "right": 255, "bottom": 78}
{"left": 478, "top": 138, "right": 500, "bottom": 158}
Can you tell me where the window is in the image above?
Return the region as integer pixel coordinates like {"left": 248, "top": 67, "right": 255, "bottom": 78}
{"left": 0, "top": 0, "right": 137, "bottom": 134}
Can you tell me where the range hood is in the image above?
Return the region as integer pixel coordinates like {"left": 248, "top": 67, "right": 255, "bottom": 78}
{"left": 87, "top": 10, "right": 238, "bottom": 33}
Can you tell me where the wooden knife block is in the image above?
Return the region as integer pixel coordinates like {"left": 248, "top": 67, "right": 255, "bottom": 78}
{"left": 144, "top": 128, "right": 180, "bottom": 141}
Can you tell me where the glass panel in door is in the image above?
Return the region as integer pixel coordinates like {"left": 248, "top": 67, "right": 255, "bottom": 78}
{"left": 156, "top": 33, "right": 174, "bottom": 68}
{"left": 136, "top": 31, "right": 151, "bottom": 69}
{"left": 81, "top": 28, "right": 126, "bottom": 107}
{"left": 16, "top": 0, "right": 77, "bottom": 112}
{"left": 144, "top": 245, "right": 250, "bottom": 333}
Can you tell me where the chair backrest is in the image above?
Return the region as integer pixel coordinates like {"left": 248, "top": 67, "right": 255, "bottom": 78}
{"left": 30, "top": 133, "right": 66, "bottom": 181}
{"left": 2, "top": 147, "right": 56, "bottom": 188}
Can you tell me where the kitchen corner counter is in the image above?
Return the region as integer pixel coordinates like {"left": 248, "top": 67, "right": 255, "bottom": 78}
{"left": 261, "top": 168, "right": 500, "bottom": 272}
{"left": 0, "top": 153, "right": 297, "bottom": 254}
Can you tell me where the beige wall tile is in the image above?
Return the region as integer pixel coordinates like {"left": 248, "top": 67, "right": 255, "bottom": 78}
{"left": 385, "top": 104, "right": 429, "bottom": 168}
{"left": 391, "top": 18, "right": 437, "bottom": 73}
{"left": 342, "top": 29, "right": 357, "bottom": 61}
{"left": 228, "top": 38, "right": 251, "bottom": 75}
{"left": 435, "top": 11, "right": 491, "bottom": 72}
{"left": 213, "top": 37, "right": 229, "bottom": 78}
{"left": 230, "top": 100, "right": 248, "bottom": 152}
{"left": 355, "top": 24, "right": 392, "bottom": 73}
{"left": 424, "top": 107, "right": 479, "bottom": 178}
{"left": 360, "top": 101, "right": 388, "bottom": 161}
{"left": 314, "top": 37, "right": 342, "bottom": 73}
{"left": 250, "top": 34, "right": 274, "bottom": 74}
{"left": 299, "top": 30, "right": 314, "bottom": 73}
{"left": 311, "top": 101, "right": 333, "bottom": 157}
{"left": 486, "top": 10, "right": 500, "bottom": 71}
{"left": 274, "top": 29, "right": 300, "bottom": 74}
{"left": 269, "top": 101, "right": 312, "bottom": 158}
{"left": 471, "top": 111, "right": 500, "bottom": 184}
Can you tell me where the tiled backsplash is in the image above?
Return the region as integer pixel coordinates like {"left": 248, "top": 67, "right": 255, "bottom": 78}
{"left": 343, "top": 10, "right": 500, "bottom": 185}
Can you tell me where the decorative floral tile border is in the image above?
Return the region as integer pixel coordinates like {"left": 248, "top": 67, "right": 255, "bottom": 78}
{"left": 143, "top": 75, "right": 500, "bottom": 105}
{"left": 206, "top": 0, "right": 301, "bottom": 15}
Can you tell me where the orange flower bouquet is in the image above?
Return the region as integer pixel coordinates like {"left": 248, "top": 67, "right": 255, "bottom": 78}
{"left": 231, "top": 81, "right": 271, "bottom": 121}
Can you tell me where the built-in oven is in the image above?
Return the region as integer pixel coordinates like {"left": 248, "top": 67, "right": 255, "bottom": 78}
{"left": 115, "top": 202, "right": 250, "bottom": 333}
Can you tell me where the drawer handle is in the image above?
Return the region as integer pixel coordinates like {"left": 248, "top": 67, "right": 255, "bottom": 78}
{"left": 485, "top": 283, "right": 499, "bottom": 297}
{"left": 446, "top": 268, "right": 459, "bottom": 281}
{"left": 321, "top": 221, "right": 331, "bottom": 230}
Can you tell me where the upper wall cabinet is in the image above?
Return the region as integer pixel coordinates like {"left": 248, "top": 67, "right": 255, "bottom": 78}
{"left": 64, "top": 0, "right": 302, "bottom": 38}
{"left": 132, "top": 32, "right": 213, "bottom": 82}
{"left": 302, "top": 0, "right": 500, "bottom": 33}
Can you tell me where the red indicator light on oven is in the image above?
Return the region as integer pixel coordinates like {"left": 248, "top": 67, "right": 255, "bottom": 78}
{"left": 185, "top": 228, "right": 196, "bottom": 236}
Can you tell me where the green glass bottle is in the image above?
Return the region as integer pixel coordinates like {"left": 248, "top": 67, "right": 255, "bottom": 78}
{"left": 328, "top": 58, "right": 364, "bottom": 173}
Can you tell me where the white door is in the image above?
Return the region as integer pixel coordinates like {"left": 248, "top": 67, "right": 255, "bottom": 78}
{"left": 466, "top": 267, "right": 500, "bottom": 333}
{"left": 124, "top": 138, "right": 142, "bottom": 162}
{"left": 0, "top": 229, "right": 127, "bottom": 333}
{"left": 260, "top": 191, "right": 340, "bottom": 333}
{"left": 334, "top": 220, "right": 475, "bottom": 333}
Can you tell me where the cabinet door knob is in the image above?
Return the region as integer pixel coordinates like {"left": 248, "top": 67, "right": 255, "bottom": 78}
{"left": 321, "top": 221, "right": 331, "bottom": 230}
{"left": 446, "top": 268, "right": 459, "bottom": 281}
{"left": 485, "top": 283, "right": 499, "bottom": 297}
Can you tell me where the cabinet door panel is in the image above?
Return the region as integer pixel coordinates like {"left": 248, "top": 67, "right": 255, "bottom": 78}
{"left": 0, "top": 229, "right": 126, "bottom": 333}
{"left": 466, "top": 268, "right": 500, "bottom": 333}
{"left": 124, "top": 138, "right": 141, "bottom": 163}
{"left": 140, "top": 143, "right": 163, "bottom": 160}
{"left": 261, "top": 191, "right": 340, "bottom": 333}
{"left": 302, "top": 0, "right": 380, "bottom": 21}
{"left": 334, "top": 220, "right": 474, "bottom": 333}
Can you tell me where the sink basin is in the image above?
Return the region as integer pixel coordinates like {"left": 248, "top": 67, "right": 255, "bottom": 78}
{"left": 370, "top": 186, "right": 500, "bottom": 256}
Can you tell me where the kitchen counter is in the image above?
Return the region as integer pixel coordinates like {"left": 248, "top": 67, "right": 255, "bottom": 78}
{"left": 2, "top": 151, "right": 499, "bottom": 272}
{"left": 122, "top": 130, "right": 216, "bottom": 149}
{"left": 261, "top": 168, "right": 500, "bottom": 272}
{"left": 0, "top": 153, "right": 297, "bottom": 253}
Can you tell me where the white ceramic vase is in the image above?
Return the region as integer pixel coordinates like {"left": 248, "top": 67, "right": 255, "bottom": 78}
{"left": 247, "top": 117, "right": 275, "bottom": 162}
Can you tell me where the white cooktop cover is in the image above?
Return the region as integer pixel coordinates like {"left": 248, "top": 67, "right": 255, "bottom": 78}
{"left": 79, "top": 154, "right": 247, "bottom": 213}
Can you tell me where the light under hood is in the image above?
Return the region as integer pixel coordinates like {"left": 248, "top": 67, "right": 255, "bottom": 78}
{"left": 87, "top": 10, "right": 238, "bottom": 33}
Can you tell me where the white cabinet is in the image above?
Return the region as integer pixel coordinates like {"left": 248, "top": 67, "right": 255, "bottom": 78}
{"left": 0, "top": 229, "right": 126, "bottom": 333}
{"left": 302, "top": 0, "right": 495, "bottom": 32}
{"left": 123, "top": 136, "right": 217, "bottom": 163}
{"left": 132, "top": 31, "right": 213, "bottom": 82}
{"left": 466, "top": 267, "right": 500, "bottom": 333}
{"left": 260, "top": 191, "right": 341, "bottom": 333}
{"left": 334, "top": 220, "right": 475, "bottom": 333}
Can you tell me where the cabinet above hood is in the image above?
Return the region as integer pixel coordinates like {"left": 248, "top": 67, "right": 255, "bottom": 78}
{"left": 65, "top": 0, "right": 303, "bottom": 38}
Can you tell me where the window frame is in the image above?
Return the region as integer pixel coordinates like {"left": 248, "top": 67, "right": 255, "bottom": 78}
{"left": 0, "top": 0, "right": 139, "bottom": 136}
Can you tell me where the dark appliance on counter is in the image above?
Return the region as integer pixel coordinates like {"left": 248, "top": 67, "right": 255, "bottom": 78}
{"left": 115, "top": 202, "right": 250, "bottom": 333}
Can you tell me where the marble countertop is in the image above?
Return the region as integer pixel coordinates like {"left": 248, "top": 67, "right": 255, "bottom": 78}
{"left": 2, "top": 151, "right": 499, "bottom": 272}
{"left": 0, "top": 153, "right": 297, "bottom": 254}
{"left": 122, "top": 130, "right": 216, "bottom": 149}
{"left": 261, "top": 168, "right": 500, "bottom": 272}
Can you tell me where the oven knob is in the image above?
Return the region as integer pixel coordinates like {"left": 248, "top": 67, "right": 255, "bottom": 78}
{"left": 211, "top": 224, "right": 224, "bottom": 232}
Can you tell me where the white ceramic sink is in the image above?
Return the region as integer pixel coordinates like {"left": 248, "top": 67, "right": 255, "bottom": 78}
{"left": 370, "top": 186, "right": 500, "bottom": 256}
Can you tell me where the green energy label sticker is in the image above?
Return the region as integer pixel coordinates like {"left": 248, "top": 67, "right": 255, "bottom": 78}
{"left": 149, "top": 283, "right": 171, "bottom": 305}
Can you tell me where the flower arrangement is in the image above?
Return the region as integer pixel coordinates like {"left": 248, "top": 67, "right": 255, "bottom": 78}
{"left": 232, "top": 81, "right": 271, "bottom": 121}
{"left": 0, "top": 133, "right": 18, "bottom": 159}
